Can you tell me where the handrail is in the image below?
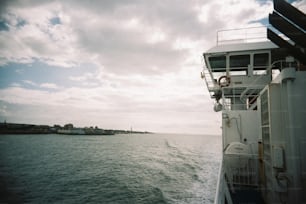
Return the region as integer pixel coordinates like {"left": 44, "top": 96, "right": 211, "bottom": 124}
{"left": 239, "top": 60, "right": 289, "bottom": 103}
{"left": 214, "top": 158, "right": 223, "bottom": 204}
{"left": 239, "top": 76, "right": 270, "bottom": 103}
{"left": 224, "top": 153, "right": 259, "bottom": 189}
{"left": 201, "top": 64, "right": 220, "bottom": 98}
{"left": 217, "top": 26, "right": 269, "bottom": 45}
{"left": 214, "top": 157, "right": 233, "bottom": 204}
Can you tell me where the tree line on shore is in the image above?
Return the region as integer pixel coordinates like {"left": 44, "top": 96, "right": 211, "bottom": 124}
{"left": 0, "top": 122, "right": 151, "bottom": 135}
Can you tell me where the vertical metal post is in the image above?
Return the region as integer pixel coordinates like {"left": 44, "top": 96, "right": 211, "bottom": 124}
{"left": 286, "top": 77, "right": 302, "bottom": 203}
{"left": 280, "top": 67, "right": 301, "bottom": 203}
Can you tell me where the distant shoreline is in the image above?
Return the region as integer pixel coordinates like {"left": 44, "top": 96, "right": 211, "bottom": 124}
{"left": 0, "top": 122, "right": 152, "bottom": 135}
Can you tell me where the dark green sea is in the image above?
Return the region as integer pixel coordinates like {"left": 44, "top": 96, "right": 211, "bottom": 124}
{"left": 0, "top": 133, "right": 221, "bottom": 204}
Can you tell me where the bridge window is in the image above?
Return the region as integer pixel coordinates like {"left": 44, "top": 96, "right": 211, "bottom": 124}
{"left": 230, "top": 55, "right": 250, "bottom": 70}
{"left": 208, "top": 56, "right": 226, "bottom": 72}
{"left": 254, "top": 53, "right": 269, "bottom": 69}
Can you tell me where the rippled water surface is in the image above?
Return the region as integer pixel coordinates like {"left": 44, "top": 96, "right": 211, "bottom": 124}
{"left": 0, "top": 133, "right": 221, "bottom": 203}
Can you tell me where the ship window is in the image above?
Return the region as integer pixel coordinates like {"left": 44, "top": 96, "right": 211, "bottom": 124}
{"left": 208, "top": 56, "right": 226, "bottom": 72}
{"left": 254, "top": 53, "right": 269, "bottom": 69}
{"left": 230, "top": 55, "right": 250, "bottom": 70}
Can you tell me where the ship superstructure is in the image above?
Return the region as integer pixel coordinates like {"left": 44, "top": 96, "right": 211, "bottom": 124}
{"left": 201, "top": 0, "right": 306, "bottom": 203}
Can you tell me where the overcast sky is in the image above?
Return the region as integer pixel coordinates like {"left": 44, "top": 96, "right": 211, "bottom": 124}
{"left": 0, "top": 0, "right": 305, "bottom": 134}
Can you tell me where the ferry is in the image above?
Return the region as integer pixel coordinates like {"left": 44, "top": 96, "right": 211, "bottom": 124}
{"left": 201, "top": 0, "right": 306, "bottom": 203}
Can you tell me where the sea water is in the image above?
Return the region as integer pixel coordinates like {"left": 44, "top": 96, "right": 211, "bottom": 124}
{"left": 0, "top": 133, "right": 221, "bottom": 204}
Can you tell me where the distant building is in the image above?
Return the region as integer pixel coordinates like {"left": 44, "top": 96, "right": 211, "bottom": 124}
{"left": 64, "top": 124, "right": 73, "bottom": 129}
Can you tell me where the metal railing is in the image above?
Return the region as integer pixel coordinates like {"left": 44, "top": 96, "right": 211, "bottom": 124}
{"left": 239, "top": 76, "right": 270, "bottom": 103}
{"left": 217, "top": 26, "right": 269, "bottom": 45}
{"left": 239, "top": 59, "right": 294, "bottom": 103}
{"left": 201, "top": 64, "right": 220, "bottom": 98}
{"left": 224, "top": 154, "right": 259, "bottom": 191}
{"left": 214, "top": 158, "right": 234, "bottom": 204}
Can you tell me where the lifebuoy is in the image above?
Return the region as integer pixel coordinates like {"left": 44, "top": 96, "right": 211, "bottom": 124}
{"left": 218, "top": 75, "right": 231, "bottom": 87}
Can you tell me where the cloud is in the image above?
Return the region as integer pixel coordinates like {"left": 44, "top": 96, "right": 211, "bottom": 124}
{"left": 0, "top": 65, "right": 217, "bottom": 133}
{"left": 0, "top": 0, "right": 283, "bottom": 134}
{"left": 0, "top": 0, "right": 274, "bottom": 74}
{"left": 20, "top": 80, "right": 59, "bottom": 89}
{"left": 0, "top": 1, "right": 80, "bottom": 67}
{"left": 22, "top": 80, "right": 36, "bottom": 86}
{"left": 40, "top": 83, "right": 59, "bottom": 89}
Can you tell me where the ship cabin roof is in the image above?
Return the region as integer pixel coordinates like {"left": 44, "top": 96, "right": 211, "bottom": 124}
{"left": 203, "top": 41, "right": 280, "bottom": 73}
{"left": 205, "top": 41, "right": 278, "bottom": 54}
